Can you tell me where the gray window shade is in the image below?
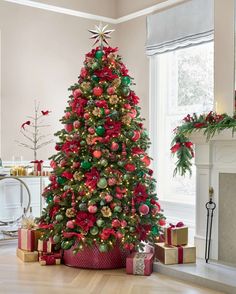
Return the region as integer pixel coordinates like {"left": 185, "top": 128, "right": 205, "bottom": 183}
{"left": 146, "top": 0, "right": 214, "bottom": 56}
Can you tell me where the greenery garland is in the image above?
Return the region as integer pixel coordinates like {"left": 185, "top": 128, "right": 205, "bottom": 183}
{"left": 171, "top": 111, "right": 236, "bottom": 176}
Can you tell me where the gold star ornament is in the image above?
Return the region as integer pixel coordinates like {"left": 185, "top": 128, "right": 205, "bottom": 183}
{"left": 88, "top": 24, "right": 114, "bottom": 47}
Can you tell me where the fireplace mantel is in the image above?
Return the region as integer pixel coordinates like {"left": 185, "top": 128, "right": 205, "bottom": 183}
{"left": 190, "top": 131, "right": 236, "bottom": 261}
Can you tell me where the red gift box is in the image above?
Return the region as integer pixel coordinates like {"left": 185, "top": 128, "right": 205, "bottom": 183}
{"left": 18, "top": 228, "right": 41, "bottom": 252}
{"left": 39, "top": 254, "right": 61, "bottom": 266}
{"left": 38, "top": 239, "right": 55, "bottom": 253}
{"left": 126, "top": 252, "right": 154, "bottom": 276}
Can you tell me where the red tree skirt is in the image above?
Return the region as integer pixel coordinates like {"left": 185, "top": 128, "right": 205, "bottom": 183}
{"left": 63, "top": 244, "right": 130, "bottom": 269}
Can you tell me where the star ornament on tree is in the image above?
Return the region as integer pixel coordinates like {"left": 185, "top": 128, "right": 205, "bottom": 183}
{"left": 88, "top": 24, "right": 114, "bottom": 47}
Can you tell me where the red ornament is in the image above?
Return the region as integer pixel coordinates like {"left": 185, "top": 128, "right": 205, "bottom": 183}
{"left": 53, "top": 196, "right": 60, "bottom": 204}
{"left": 64, "top": 112, "right": 71, "bottom": 119}
{"left": 80, "top": 67, "right": 88, "bottom": 78}
{"left": 159, "top": 219, "right": 166, "bottom": 226}
{"left": 112, "top": 219, "right": 121, "bottom": 228}
{"left": 124, "top": 104, "right": 131, "bottom": 109}
{"left": 50, "top": 160, "right": 57, "bottom": 169}
{"left": 110, "top": 142, "right": 119, "bottom": 151}
{"left": 107, "top": 87, "right": 115, "bottom": 95}
{"left": 65, "top": 124, "right": 73, "bottom": 133}
{"left": 93, "top": 150, "right": 102, "bottom": 159}
{"left": 125, "top": 163, "right": 136, "bottom": 172}
{"left": 84, "top": 113, "right": 90, "bottom": 120}
{"left": 55, "top": 144, "right": 61, "bottom": 151}
{"left": 73, "top": 88, "right": 82, "bottom": 99}
{"left": 60, "top": 159, "right": 67, "bottom": 167}
{"left": 105, "top": 109, "right": 110, "bottom": 115}
{"left": 93, "top": 87, "right": 103, "bottom": 97}
{"left": 128, "top": 109, "right": 137, "bottom": 119}
{"left": 131, "top": 130, "right": 141, "bottom": 142}
{"left": 73, "top": 120, "right": 80, "bottom": 129}
{"left": 72, "top": 161, "right": 80, "bottom": 169}
{"left": 116, "top": 232, "right": 124, "bottom": 239}
{"left": 120, "top": 220, "right": 127, "bottom": 227}
{"left": 139, "top": 204, "right": 150, "bottom": 216}
{"left": 66, "top": 221, "right": 75, "bottom": 229}
{"left": 88, "top": 127, "right": 95, "bottom": 134}
{"left": 124, "top": 243, "right": 135, "bottom": 251}
{"left": 88, "top": 205, "right": 98, "bottom": 214}
{"left": 115, "top": 193, "right": 123, "bottom": 200}
{"left": 142, "top": 155, "right": 151, "bottom": 167}
{"left": 105, "top": 194, "right": 113, "bottom": 202}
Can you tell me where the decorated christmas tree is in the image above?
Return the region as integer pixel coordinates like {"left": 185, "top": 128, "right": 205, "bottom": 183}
{"left": 37, "top": 25, "right": 165, "bottom": 255}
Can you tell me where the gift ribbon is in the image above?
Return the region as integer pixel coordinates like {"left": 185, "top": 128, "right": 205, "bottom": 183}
{"left": 133, "top": 253, "right": 148, "bottom": 275}
{"left": 167, "top": 222, "right": 184, "bottom": 245}
{"left": 31, "top": 160, "right": 43, "bottom": 172}
{"left": 177, "top": 246, "right": 183, "bottom": 264}
{"left": 18, "top": 228, "right": 35, "bottom": 251}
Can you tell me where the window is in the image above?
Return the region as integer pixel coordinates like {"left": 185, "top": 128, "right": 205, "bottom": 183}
{"left": 150, "top": 42, "right": 214, "bottom": 205}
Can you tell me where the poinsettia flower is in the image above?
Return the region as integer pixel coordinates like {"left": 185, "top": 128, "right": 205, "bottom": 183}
{"left": 71, "top": 98, "right": 88, "bottom": 117}
{"left": 134, "top": 183, "right": 148, "bottom": 203}
{"left": 75, "top": 211, "right": 96, "bottom": 232}
{"left": 104, "top": 118, "right": 121, "bottom": 138}
{"left": 131, "top": 147, "right": 145, "bottom": 155}
{"left": 61, "top": 140, "right": 80, "bottom": 154}
{"left": 128, "top": 91, "right": 139, "bottom": 105}
{"left": 137, "top": 224, "right": 151, "bottom": 241}
{"left": 94, "top": 67, "right": 118, "bottom": 81}
{"left": 85, "top": 167, "right": 100, "bottom": 190}
{"left": 61, "top": 171, "right": 74, "bottom": 180}
{"left": 100, "top": 228, "right": 116, "bottom": 240}
{"left": 95, "top": 100, "right": 108, "bottom": 108}
{"left": 103, "top": 46, "right": 118, "bottom": 54}
{"left": 49, "top": 206, "right": 60, "bottom": 218}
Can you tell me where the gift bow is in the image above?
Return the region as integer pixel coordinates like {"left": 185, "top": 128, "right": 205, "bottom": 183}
{"left": 167, "top": 222, "right": 185, "bottom": 245}
{"left": 21, "top": 216, "right": 36, "bottom": 229}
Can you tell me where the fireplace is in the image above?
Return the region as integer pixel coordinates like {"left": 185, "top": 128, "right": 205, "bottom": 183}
{"left": 191, "top": 130, "right": 236, "bottom": 262}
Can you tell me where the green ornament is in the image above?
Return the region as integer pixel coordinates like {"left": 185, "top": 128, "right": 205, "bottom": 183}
{"left": 97, "top": 178, "right": 107, "bottom": 189}
{"left": 61, "top": 240, "right": 73, "bottom": 250}
{"left": 121, "top": 86, "right": 130, "bottom": 97}
{"left": 128, "top": 130, "right": 134, "bottom": 138}
{"left": 129, "top": 226, "right": 136, "bottom": 233}
{"left": 57, "top": 176, "right": 66, "bottom": 184}
{"left": 80, "top": 140, "right": 86, "bottom": 146}
{"left": 121, "top": 76, "right": 131, "bottom": 85}
{"left": 91, "top": 62, "right": 99, "bottom": 70}
{"left": 96, "top": 219, "right": 104, "bottom": 227}
{"left": 45, "top": 216, "right": 50, "bottom": 222}
{"left": 63, "top": 185, "right": 70, "bottom": 191}
{"left": 95, "top": 50, "right": 104, "bottom": 60}
{"left": 114, "top": 206, "right": 122, "bottom": 213}
{"left": 79, "top": 203, "right": 87, "bottom": 211}
{"left": 100, "top": 159, "right": 108, "bottom": 167}
{"left": 117, "top": 161, "right": 125, "bottom": 167}
{"left": 90, "top": 226, "right": 99, "bottom": 235}
{"left": 81, "top": 161, "right": 92, "bottom": 170}
{"left": 151, "top": 226, "right": 159, "bottom": 235}
{"left": 46, "top": 195, "right": 53, "bottom": 204}
{"left": 123, "top": 174, "right": 130, "bottom": 181}
{"left": 91, "top": 75, "right": 99, "bottom": 82}
{"left": 100, "top": 200, "right": 106, "bottom": 206}
{"left": 138, "top": 171, "right": 144, "bottom": 177}
{"left": 53, "top": 235, "right": 61, "bottom": 243}
{"left": 99, "top": 243, "right": 108, "bottom": 252}
{"left": 96, "top": 126, "right": 105, "bottom": 136}
{"left": 100, "top": 108, "right": 105, "bottom": 116}
{"left": 55, "top": 214, "right": 64, "bottom": 222}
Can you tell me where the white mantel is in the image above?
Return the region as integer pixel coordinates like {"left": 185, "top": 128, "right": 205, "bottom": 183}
{"left": 191, "top": 130, "right": 236, "bottom": 260}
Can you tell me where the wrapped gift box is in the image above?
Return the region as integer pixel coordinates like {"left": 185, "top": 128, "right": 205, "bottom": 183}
{"left": 18, "top": 228, "right": 42, "bottom": 252}
{"left": 38, "top": 239, "right": 56, "bottom": 253}
{"left": 155, "top": 243, "right": 196, "bottom": 265}
{"left": 16, "top": 248, "right": 38, "bottom": 262}
{"left": 39, "top": 254, "right": 61, "bottom": 266}
{"left": 164, "top": 224, "right": 188, "bottom": 246}
{"left": 126, "top": 252, "right": 154, "bottom": 275}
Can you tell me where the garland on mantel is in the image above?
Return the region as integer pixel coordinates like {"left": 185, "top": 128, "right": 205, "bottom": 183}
{"left": 171, "top": 111, "right": 236, "bottom": 176}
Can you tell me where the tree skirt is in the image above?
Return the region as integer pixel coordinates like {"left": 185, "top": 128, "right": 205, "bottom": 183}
{"left": 63, "top": 244, "right": 130, "bottom": 269}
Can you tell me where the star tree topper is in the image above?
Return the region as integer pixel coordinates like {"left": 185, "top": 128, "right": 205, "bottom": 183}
{"left": 88, "top": 24, "right": 114, "bottom": 47}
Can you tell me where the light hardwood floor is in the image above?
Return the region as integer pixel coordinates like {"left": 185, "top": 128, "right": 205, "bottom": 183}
{"left": 0, "top": 241, "right": 223, "bottom": 294}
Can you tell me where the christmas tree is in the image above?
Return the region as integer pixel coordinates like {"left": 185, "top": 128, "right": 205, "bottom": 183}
{"left": 37, "top": 25, "right": 165, "bottom": 254}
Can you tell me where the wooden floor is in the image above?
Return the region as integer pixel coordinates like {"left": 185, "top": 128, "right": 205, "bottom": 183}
{"left": 0, "top": 241, "right": 223, "bottom": 294}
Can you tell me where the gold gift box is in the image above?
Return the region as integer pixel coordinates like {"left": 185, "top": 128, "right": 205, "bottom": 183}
{"left": 16, "top": 248, "right": 38, "bottom": 262}
{"left": 164, "top": 226, "right": 188, "bottom": 246}
{"left": 155, "top": 243, "right": 196, "bottom": 265}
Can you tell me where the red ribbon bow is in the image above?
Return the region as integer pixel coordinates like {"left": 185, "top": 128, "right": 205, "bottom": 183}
{"left": 167, "top": 222, "right": 184, "bottom": 245}
{"left": 31, "top": 160, "right": 43, "bottom": 172}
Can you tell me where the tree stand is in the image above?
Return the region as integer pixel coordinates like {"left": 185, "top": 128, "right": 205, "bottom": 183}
{"left": 63, "top": 243, "right": 130, "bottom": 269}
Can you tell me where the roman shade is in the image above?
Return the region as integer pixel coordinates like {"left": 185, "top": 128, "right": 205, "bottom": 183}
{"left": 146, "top": 0, "right": 214, "bottom": 56}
